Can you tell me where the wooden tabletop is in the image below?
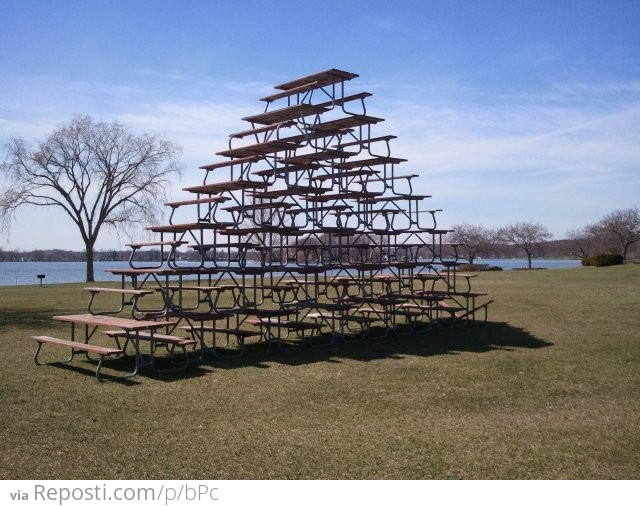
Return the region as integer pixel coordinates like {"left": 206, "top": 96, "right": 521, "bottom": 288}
{"left": 53, "top": 314, "right": 169, "bottom": 331}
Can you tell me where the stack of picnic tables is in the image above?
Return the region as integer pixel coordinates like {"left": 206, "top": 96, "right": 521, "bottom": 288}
{"left": 31, "top": 69, "right": 492, "bottom": 381}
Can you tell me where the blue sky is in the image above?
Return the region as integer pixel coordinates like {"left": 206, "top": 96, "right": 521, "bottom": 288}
{"left": 1, "top": 0, "right": 639, "bottom": 250}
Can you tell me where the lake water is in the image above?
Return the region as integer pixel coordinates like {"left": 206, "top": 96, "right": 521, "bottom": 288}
{"left": 0, "top": 258, "right": 582, "bottom": 287}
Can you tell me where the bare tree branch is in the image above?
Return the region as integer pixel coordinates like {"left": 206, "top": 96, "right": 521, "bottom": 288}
{"left": 497, "top": 222, "right": 552, "bottom": 269}
{"left": 0, "top": 115, "right": 182, "bottom": 281}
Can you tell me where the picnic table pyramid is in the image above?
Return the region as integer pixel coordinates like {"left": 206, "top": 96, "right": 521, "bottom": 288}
{"left": 36, "top": 69, "right": 493, "bottom": 379}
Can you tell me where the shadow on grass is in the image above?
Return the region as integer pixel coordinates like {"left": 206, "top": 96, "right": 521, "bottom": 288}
{"left": 213, "top": 320, "right": 552, "bottom": 371}
{"left": 0, "top": 310, "right": 63, "bottom": 331}
{"left": 24, "top": 320, "right": 551, "bottom": 384}
{"left": 47, "top": 320, "right": 549, "bottom": 384}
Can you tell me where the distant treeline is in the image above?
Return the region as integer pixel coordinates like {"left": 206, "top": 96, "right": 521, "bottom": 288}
{"left": 0, "top": 240, "right": 585, "bottom": 263}
{"left": 0, "top": 249, "right": 202, "bottom": 262}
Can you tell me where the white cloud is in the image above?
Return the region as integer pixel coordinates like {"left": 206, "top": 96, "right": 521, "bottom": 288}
{"left": 1, "top": 71, "right": 639, "bottom": 246}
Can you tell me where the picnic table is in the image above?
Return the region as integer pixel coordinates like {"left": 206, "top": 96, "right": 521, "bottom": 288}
{"left": 30, "top": 314, "right": 190, "bottom": 381}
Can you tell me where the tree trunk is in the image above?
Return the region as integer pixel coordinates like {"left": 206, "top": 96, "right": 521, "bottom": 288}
{"left": 85, "top": 243, "right": 95, "bottom": 282}
{"left": 527, "top": 252, "right": 533, "bottom": 269}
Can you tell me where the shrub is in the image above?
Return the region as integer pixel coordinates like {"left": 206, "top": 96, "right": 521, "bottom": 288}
{"left": 460, "top": 263, "right": 503, "bottom": 272}
{"left": 583, "top": 253, "right": 624, "bottom": 267}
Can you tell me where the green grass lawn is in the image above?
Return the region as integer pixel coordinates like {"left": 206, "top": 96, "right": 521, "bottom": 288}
{"left": 1, "top": 266, "right": 638, "bottom": 479}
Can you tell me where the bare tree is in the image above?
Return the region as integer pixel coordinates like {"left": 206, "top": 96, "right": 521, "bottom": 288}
{"left": 585, "top": 207, "right": 640, "bottom": 261}
{"left": 0, "top": 115, "right": 182, "bottom": 281}
{"left": 497, "top": 222, "right": 552, "bottom": 269}
{"left": 447, "top": 223, "right": 493, "bottom": 265}
{"left": 565, "top": 227, "right": 597, "bottom": 261}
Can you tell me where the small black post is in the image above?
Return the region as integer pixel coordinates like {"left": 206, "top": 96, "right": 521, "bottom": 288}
{"left": 37, "top": 274, "right": 45, "bottom": 287}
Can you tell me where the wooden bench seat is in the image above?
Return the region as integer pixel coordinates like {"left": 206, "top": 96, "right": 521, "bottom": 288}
{"left": 160, "top": 284, "right": 237, "bottom": 293}
{"left": 385, "top": 174, "right": 418, "bottom": 181}
{"left": 165, "top": 196, "right": 230, "bottom": 208}
{"left": 191, "top": 242, "right": 258, "bottom": 251}
{"left": 229, "top": 121, "right": 297, "bottom": 139}
{"left": 184, "top": 180, "right": 270, "bottom": 194}
{"left": 309, "top": 115, "right": 384, "bottom": 132}
{"left": 398, "top": 303, "right": 435, "bottom": 311}
{"left": 165, "top": 310, "right": 238, "bottom": 321}
{"left": 456, "top": 300, "right": 494, "bottom": 320}
{"left": 284, "top": 149, "right": 355, "bottom": 164}
{"left": 252, "top": 164, "right": 322, "bottom": 177}
{"left": 216, "top": 139, "right": 301, "bottom": 158}
{"left": 342, "top": 296, "right": 408, "bottom": 305}
{"left": 30, "top": 335, "right": 121, "bottom": 356}
{"left": 146, "top": 222, "right": 232, "bottom": 233}
{"left": 332, "top": 156, "right": 408, "bottom": 170}
{"left": 260, "top": 81, "right": 320, "bottom": 103}
{"left": 84, "top": 288, "right": 155, "bottom": 316}
{"left": 52, "top": 313, "right": 170, "bottom": 331}
{"left": 334, "top": 135, "right": 397, "bottom": 149}
{"left": 302, "top": 191, "right": 382, "bottom": 202}
{"left": 83, "top": 287, "right": 154, "bottom": 296}
{"left": 104, "top": 330, "right": 197, "bottom": 346}
{"left": 306, "top": 313, "right": 376, "bottom": 324}
{"left": 287, "top": 204, "right": 351, "bottom": 214}
{"left": 126, "top": 240, "right": 188, "bottom": 248}
{"left": 241, "top": 308, "right": 297, "bottom": 317}
{"left": 220, "top": 226, "right": 303, "bottom": 236}
{"left": 29, "top": 335, "right": 123, "bottom": 382}
{"left": 273, "top": 69, "right": 359, "bottom": 92}
{"left": 338, "top": 208, "right": 402, "bottom": 216}
{"left": 359, "top": 195, "right": 431, "bottom": 203}
{"left": 222, "top": 201, "right": 294, "bottom": 212}
{"left": 199, "top": 155, "right": 263, "bottom": 170}
{"left": 311, "top": 169, "right": 379, "bottom": 181}
{"left": 426, "top": 290, "right": 488, "bottom": 298}
{"left": 436, "top": 302, "right": 464, "bottom": 314}
{"left": 246, "top": 319, "right": 323, "bottom": 331}
{"left": 179, "top": 326, "right": 262, "bottom": 337}
{"left": 315, "top": 92, "right": 372, "bottom": 109}
{"left": 242, "top": 103, "right": 329, "bottom": 126}
{"left": 253, "top": 186, "right": 329, "bottom": 198}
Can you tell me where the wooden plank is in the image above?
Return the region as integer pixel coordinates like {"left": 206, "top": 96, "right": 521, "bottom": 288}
{"left": 246, "top": 319, "right": 322, "bottom": 330}
{"left": 52, "top": 314, "right": 170, "bottom": 331}
{"left": 126, "top": 240, "right": 188, "bottom": 248}
{"left": 180, "top": 326, "right": 262, "bottom": 337}
{"left": 252, "top": 164, "right": 322, "bottom": 177}
{"left": 223, "top": 201, "right": 294, "bottom": 212}
{"left": 273, "top": 69, "right": 359, "bottom": 91}
{"left": 315, "top": 92, "right": 372, "bottom": 109}
{"left": 184, "top": 180, "right": 270, "bottom": 194}
{"left": 309, "top": 115, "right": 384, "bottom": 132}
{"left": 284, "top": 149, "right": 355, "bottom": 164}
{"left": 260, "top": 81, "right": 320, "bottom": 102}
{"left": 146, "top": 223, "right": 231, "bottom": 233}
{"left": 229, "top": 120, "right": 296, "bottom": 139}
{"left": 165, "top": 197, "right": 230, "bottom": 208}
{"left": 104, "top": 330, "right": 197, "bottom": 346}
{"left": 334, "top": 135, "right": 397, "bottom": 149}
{"left": 83, "top": 287, "right": 153, "bottom": 296}
{"left": 331, "top": 156, "right": 408, "bottom": 170}
{"left": 359, "top": 194, "right": 431, "bottom": 203}
{"left": 199, "top": 155, "right": 263, "bottom": 171}
{"left": 310, "top": 169, "right": 379, "bottom": 181}
{"left": 30, "top": 335, "right": 122, "bottom": 356}
{"left": 242, "top": 103, "right": 329, "bottom": 126}
{"left": 253, "top": 186, "right": 330, "bottom": 198}
{"left": 216, "top": 139, "right": 301, "bottom": 158}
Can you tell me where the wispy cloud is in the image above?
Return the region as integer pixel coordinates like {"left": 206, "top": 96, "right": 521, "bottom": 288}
{"left": 1, "top": 71, "right": 639, "bottom": 244}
